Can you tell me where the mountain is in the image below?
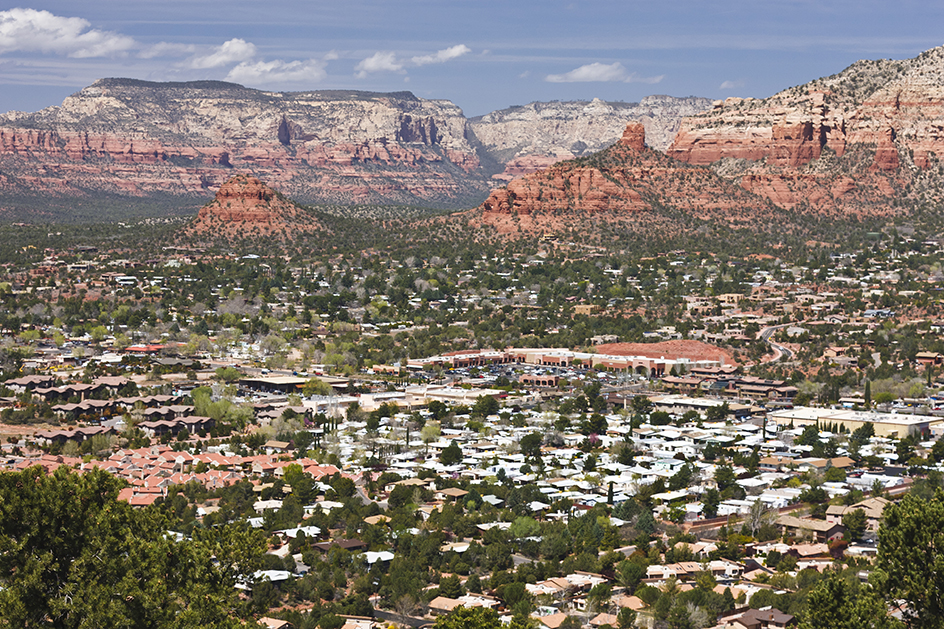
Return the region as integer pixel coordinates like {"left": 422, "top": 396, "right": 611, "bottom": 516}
{"left": 667, "top": 46, "right": 944, "bottom": 213}
{"left": 184, "top": 174, "right": 321, "bottom": 240}
{"left": 469, "top": 95, "right": 711, "bottom": 181}
{"left": 0, "top": 79, "right": 708, "bottom": 215}
{"left": 470, "top": 123, "right": 779, "bottom": 238}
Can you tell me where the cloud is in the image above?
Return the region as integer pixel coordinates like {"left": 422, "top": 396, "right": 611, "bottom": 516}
{"left": 720, "top": 80, "right": 744, "bottom": 90}
{"left": 0, "top": 8, "right": 134, "bottom": 57}
{"left": 354, "top": 51, "right": 403, "bottom": 78}
{"left": 547, "top": 62, "right": 626, "bottom": 83}
{"left": 225, "top": 58, "right": 327, "bottom": 86}
{"left": 189, "top": 38, "right": 257, "bottom": 69}
{"left": 411, "top": 44, "right": 470, "bottom": 66}
{"left": 139, "top": 42, "right": 195, "bottom": 59}
{"left": 545, "top": 61, "right": 663, "bottom": 84}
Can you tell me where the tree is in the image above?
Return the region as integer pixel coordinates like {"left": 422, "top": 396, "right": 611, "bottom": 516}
{"left": 303, "top": 377, "right": 333, "bottom": 397}
{"left": 440, "top": 440, "right": 463, "bottom": 465}
{"left": 702, "top": 488, "right": 721, "bottom": 519}
{"left": 617, "top": 608, "right": 637, "bottom": 629}
{"left": 520, "top": 432, "right": 543, "bottom": 460}
{"left": 705, "top": 401, "right": 730, "bottom": 423}
{"left": 438, "top": 574, "right": 464, "bottom": 599}
{"left": 714, "top": 464, "right": 738, "bottom": 493}
{"left": 0, "top": 466, "right": 259, "bottom": 628}
{"left": 631, "top": 396, "right": 653, "bottom": 416}
{"left": 842, "top": 508, "right": 867, "bottom": 542}
{"left": 433, "top": 606, "right": 502, "bottom": 629}
{"left": 799, "top": 570, "right": 901, "bottom": 629}
{"left": 421, "top": 421, "right": 441, "bottom": 454}
{"left": 618, "top": 560, "right": 646, "bottom": 592}
{"left": 876, "top": 490, "right": 944, "bottom": 628}
{"left": 472, "top": 395, "right": 500, "bottom": 418}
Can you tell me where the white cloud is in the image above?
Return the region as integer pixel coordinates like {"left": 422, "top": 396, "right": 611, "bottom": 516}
{"left": 631, "top": 73, "right": 665, "bottom": 85}
{"left": 354, "top": 51, "right": 403, "bottom": 78}
{"left": 225, "top": 58, "right": 326, "bottom": 86}
{"left": 411, "top": 44, "right": 470, "bottom": 66}
{"left": 189, "top": 38, "right": 257, "bottom": 69}
{"left": 547, "top": 62, "right": 627, "bottom": 83}
{"left": 0, "top": 8, "right": 134, "bottom": 57}
{"left": 139, "top": 42, "right": 195, "bottom": 59}
{"left": 720, "top": 80, "right": 744, "bottom": 90}
{"left": 546, "top": 61, "right": 663, "bottom": 84}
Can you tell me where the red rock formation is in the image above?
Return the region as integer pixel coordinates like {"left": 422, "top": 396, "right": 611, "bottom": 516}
{"left": 185, "top": 174, "right": 321, "bottom": 239}
{"left": 666, "top": 48, "right": 944, "bottom": 214}
{"left": 620, "top": 122, "right": 646, "bottom": 150}
{"left": 474, "top": 123, "right": 774, "bottom": 235}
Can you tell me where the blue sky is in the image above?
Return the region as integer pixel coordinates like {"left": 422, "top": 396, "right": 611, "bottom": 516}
{"left": 0, "top": 1, "right": 942, "bottom": 116}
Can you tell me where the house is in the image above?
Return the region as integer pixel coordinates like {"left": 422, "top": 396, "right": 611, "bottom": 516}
{"left": 534, "top": 612, "right": 572, "bottom": 629}
{"left": 727, "top": 608, "right": 796, "bottom": 629}
{"left": 436, "top": 487, "right": 470, "bottom": 502}
{"left": 311, "top": 539, "right": 368, "bottom": 553}
{"left": 825, "top": 496, "right": 890, "bottom": 531}
{"left": 338, "top": 616, "right": 374, "bottom": 629}
{"left": 776, "top": 515, "right": 844, "bottom": 542}
{"left": 428, "top": 596, "right": 465, "bottom": 616}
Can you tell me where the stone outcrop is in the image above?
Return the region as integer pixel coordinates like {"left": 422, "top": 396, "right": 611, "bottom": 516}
{"left": 475, "top": 123, "right": 774, "bottom": 235}
{"left": 470, "top": 95, "right": 712, "bottom": 180}
{"left": 667, "top": 45, "right": 944, "bottom": 212}
{"left": 185, "top": 174, "right": 320, "bottom": 239}
{"left": 0, "top": 80, "right": 708, "bottom": 213}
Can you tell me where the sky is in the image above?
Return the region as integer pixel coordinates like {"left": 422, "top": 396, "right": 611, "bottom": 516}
{"left": 0, "top": 1, "right": 942, "bottom": 117}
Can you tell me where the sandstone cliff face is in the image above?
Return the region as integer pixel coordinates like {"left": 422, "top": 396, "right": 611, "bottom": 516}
{"left": 667, "top": 46, "right": 944, "bottom": 212}
{"left": 0, "top": 81, "right": 708, "bottom": 212}
{"left": 470, "top": 95, "right": 711, "bottom": 180}
{"left": 0, "top": 80, "right": 485, "bottom": 207}
{"left": 185, "top": 173, "right": 320, "bottom": 239}
{"left": 474, "top": 123, "right": 774, "bottom": 235}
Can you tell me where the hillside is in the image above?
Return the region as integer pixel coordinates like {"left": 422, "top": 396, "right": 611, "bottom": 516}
{"left": 183, "top": 173, "right": 321, "bottom": 241}
{"left": 667, "top": 46, "right": 944, "bottom": 214}
{"left": 467, "top": 123, "right": 786, "bottom": 240}
{"left": 469, "top": 95, "right": 711, "bottom": 181}
{"left": 0, "top": 80, "right": 706, "bottom": 218}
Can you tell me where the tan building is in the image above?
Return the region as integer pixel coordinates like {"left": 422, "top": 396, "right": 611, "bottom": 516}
{"left": 768, "top": 407, "right": 943, "bottom": 438}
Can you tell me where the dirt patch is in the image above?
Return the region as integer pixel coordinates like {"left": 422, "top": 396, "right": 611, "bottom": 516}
{"left": 595, "top": 340, "right": 739, "bottom": 366}
{"left": 0, "top": 422, "right": 58, "bottom": 440}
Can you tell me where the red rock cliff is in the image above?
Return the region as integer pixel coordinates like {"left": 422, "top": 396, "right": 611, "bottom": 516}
{"left": 186, "top": 174, "right": 320, "bottom": 239}
{"left": 474, "top": 122, "right": 774, "bottom": 236}
{"left": 666, "top": 46, "right": 944, "bottom": 213}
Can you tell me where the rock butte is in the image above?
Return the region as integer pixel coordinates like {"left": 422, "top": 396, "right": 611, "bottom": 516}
{"left": 473, "top": 122, "right": 778, "bottom": 237}
{"left": 186, "top": 174, "right": 320, "bottom": 239}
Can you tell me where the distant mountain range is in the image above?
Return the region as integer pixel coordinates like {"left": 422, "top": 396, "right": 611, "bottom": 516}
{"left": 469, "top": 45, "right": 944, "bottom": 237}
{"left": 0, "top": 79, "right": 709, "bottom": 213}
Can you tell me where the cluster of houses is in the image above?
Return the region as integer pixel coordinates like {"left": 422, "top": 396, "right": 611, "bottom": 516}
{"left": 0, "top": 344, "right": 930, "bottom": 628}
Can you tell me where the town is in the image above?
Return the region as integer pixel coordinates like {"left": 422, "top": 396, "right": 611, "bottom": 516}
{"left": 0, "top": 226, "right": 941, "bottom": 629}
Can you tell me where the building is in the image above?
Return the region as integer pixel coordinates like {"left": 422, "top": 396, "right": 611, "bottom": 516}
{"left": 767, "top": 407, "right": 943, "bottom": 439}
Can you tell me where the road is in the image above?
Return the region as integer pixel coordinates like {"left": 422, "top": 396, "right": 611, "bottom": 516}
{"left": 759, "top": 323, "right": 795, "bottom": 363}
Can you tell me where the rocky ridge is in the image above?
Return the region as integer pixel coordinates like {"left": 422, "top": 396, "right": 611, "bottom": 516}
{"left": 472, "top": 123, "right": 778, "bottom": 237}
{"left": 0, "top": 80, "right": 707, "bottom": 212}
{"left": 469, "top": 95, "right": 711, "bottom": 180}
{"left": 667, "top": 46, "right": 944, "bottom": 212}
{"left": 185, "top": 173, "right": 320, "bottom": 239}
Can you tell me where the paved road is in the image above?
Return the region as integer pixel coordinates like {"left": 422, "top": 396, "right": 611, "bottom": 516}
{"left": 759, "top": 323, "right": 795, "bottom": 363}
